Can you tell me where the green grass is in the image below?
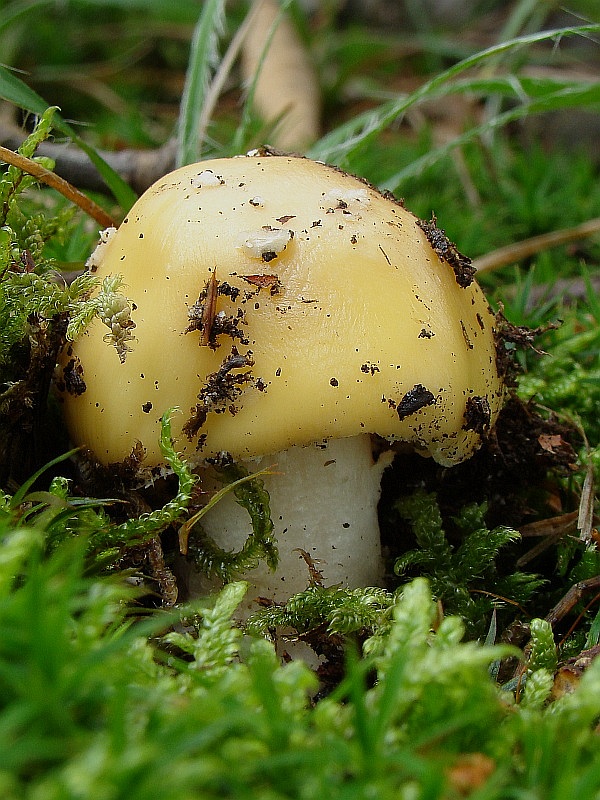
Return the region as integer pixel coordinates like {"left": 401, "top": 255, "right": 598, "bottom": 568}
{"left": 0, "top": 0, "right": 599, "bottom": 796}
{"left": 2, "top": 524, "right": 600, "bottom": 799}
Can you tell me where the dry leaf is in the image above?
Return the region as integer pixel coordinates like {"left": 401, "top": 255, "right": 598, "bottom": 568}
{"left": 242, "top": 0, "right": 320, "bottom": 151}
{"left": 551, "top": 645, "right": 600, "bottom": 700}
{"left": 538, "top": 433, "right": 565, "bottom": 453}
{"left": 551, "top": 665, "right": 581, "bottom": 699}
{"left": 446, "top": 753, "right": 496, "bottom": 796}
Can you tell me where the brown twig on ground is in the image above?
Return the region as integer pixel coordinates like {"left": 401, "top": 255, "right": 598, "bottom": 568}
{"left": 578, "top": 458, "right": 596, "bottom": 544}
{"left": 0, "top": 143, "right": 117, "bottom": 228}
{"left": 473, "top": 217, "right": 600, "bottom": 273}
{"left": 0, "top": 121, "right": 176, "bottom": 195}
{"left": 516, "top": 511, "right": 579, "bottom": 568}
{"left": 545, "top": 575, "right": 600, "bottom": 629}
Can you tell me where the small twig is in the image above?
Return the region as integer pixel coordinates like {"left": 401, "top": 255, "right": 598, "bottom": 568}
{"left": 468, "top": 588, "right": 530, "bottom": 617}
{"left": 516, "top": 528, "right": 575, "bottom": 568}
{"left": 557, "top": 590, "right": 600, "bottom": 649}
{"left": 146, "top": 536, "right": 179, "bottom": 607}
{"left": 0, "top": 144, "right": 116, "bottom": 228}
{"left": 516, "top": 511, "right": 578, "bottom": 568}
{"left": 545, "top": 575, "right": 600, "bottom": 628}
{"left": 519, "top": 510, "right": 579, "bottom": 538}
{"left": 294, "top": 548, "right": 325, "bottom": 588}
{"left": 177, "top": 464, "right": 275, "bottom": 555}
{"left": 0, "top": 121, "right": 176, "bottom": 195}
{"left": 473, "top": 216, "right": 600, "bottom": 273}
{"left": 577, "top": 448, "right": 596, "bottom": 544}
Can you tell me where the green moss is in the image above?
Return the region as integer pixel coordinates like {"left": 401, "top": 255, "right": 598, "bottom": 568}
{"left": 392, "top": 490, "right": 545, "bottom": 638}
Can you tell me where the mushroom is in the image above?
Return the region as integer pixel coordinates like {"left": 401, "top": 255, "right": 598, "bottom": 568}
{"left": 56, "top": 152, "right": 504, "bottom": 611}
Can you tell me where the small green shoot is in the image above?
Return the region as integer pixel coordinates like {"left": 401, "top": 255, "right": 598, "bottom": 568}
{"left": 2, "top": 410, "right": 197, "bottom": 569}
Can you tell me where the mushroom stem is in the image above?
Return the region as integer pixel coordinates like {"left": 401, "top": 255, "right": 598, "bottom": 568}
{"left": 188, "top": 435, "right": 393, "bottom": 614}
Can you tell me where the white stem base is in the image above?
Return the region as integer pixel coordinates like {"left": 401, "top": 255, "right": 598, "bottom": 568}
{"left": 188, "top": 435, "right": 392, "bottom": 615}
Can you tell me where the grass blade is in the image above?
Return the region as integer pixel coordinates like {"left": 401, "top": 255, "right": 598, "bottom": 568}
{"left": 308, "top": 23, "right": 600, "bottom": 165}
{"left": 383, "top": 80, "right": 600, "bottom": 190}
{"left": 176, "top": 0, "right": 226, "bottom": 167}
{"left": 0, "top": 64, "right": 137, "bottom": 213}
{"left": 231, "top": 0, "right": 293, "bottom": 155}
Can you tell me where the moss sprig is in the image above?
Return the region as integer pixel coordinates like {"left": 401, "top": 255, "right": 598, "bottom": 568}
{"left": 518, "top": 315, "right": 600, "bottom": 482}
{"left": 3, "top": 514, "right": 600, "bottom": 797}
{"left": 0, "top": 108, "right": 80, "bottom": 273}
{"left": 517, "top": 618, "right": 558, "bottom": 709}
{"left": 393, "top": 490, "right": 544, "bottom": 636}
{"left": 245, "top": 584, "right": 394, "bottom": 639}
{"left": 88, "top": 410, "right": 196, "bottom": 554}
{"left": 3, "top": 411, "right": 197, "bottom": 569}
{"left": 74, "top": 273, "right": 137, "bottom": 362}
{"left": 527, "top": 618, "right": 558, "bottom": 676}
{"left": 164, "top": 581, "right": 248, "bottom": 682}
{"left": 0, "top": 111, "right": 139, "bottom": 482}
{"left": 186, "top": 461, "right": 277, "bottom": 583}
{"left": 0, "top": 107, "right": 57, "bottom": 226}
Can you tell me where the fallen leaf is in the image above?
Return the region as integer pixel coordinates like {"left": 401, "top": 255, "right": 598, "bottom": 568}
{"left": 446, "top": 753, "right": 496, "bottom": 796}
{"left": 538, "top": 433, "right": 565, "bottom": 453}
{"left": 241, "top": 0, "right": 320, "bottom": 151}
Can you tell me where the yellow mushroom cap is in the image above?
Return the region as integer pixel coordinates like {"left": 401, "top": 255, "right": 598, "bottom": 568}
{"left": 57, "top": 153, "right": 504, "bottom": 468}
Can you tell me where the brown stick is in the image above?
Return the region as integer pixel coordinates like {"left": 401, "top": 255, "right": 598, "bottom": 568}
{"left": 545, "top": 575, "right": 600, "bottom": 628}
{"left": 0, "top": 122, "right": 177, "bottom": 195}
{"left": 473, "top": 217, "right": 600, "bottom": 273}
{"left": 0, "top": 144, "right": 116, "bottom": 228}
